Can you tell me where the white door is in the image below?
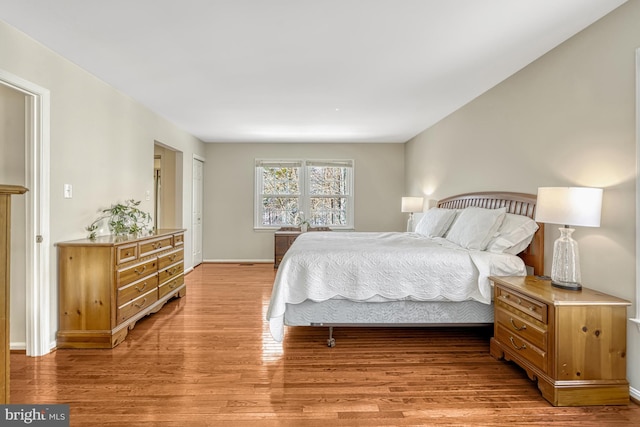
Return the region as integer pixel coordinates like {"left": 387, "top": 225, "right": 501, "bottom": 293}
{"left": 192, "top": 158, "right": 204, "bottom": 266}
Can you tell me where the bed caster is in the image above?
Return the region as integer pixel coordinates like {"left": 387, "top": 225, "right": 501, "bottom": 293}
{"left": 326, "top": 326, "right": 335, "bottom": 347}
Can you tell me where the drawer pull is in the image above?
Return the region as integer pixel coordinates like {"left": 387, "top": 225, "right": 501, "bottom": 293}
{"left": 133, "top": 298, "right": 147, "bottom": 308}
{"left": 510, "top": 318, "right": 527, "bottom": 331}
{"left": 134, "top": 283, "right": 147, "bottom": 292}
{"left": 134, "top": 266, "right": 147, "bottom": 275}
{"left": 169, "top": 254, "right": 177, "bottom": 261}
{"left": 152, "top": 242, "right": 163, "bottom": 249}
{"left": 169, "top": 281, "right": 178, "bottom": 289}
{"left": 509, "top": 336, "right": 527, "bottom": 351}
{"left": 528, "top": 305, "right": 536, "bottom": 312}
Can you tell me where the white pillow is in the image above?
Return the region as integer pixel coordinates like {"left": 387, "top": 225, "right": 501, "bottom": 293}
{"left": 414, "top": 208, "right": 457, "bottom": 237}
{"left": 445, "top": 207, "right": 507, "bottom": 250}
{"left": 486, "top": 213, "right": 539, "bottom": 254}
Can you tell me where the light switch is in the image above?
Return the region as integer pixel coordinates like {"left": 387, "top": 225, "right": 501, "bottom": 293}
{"left": 63, "top": 184, "right": 73, "bottom": 199}
{"left": 145, "top": 190, "right": 151, "bottom": 201}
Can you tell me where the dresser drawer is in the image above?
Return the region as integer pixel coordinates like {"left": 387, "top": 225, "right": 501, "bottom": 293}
{"left": 158, "top": 248, "right": 184, "bottom": 270}
{"left": 495, "top": 307, "right": 547, "bottom": 350}
{"left": 116, "top": 243, "right": 138, "bottom": 265}
{"left": 117, "top": 288, "right": 158, "bottom": 323}
{"left": 158, "top": 262, "right": 184, "bottom": 284}
{"left": 496, "top": 286, "right": 547, "bottom": 323}
{"left": 496, "top": 323, "right": 547, "bottom": 372}
{"left": 159, "top": 274, "right": 184, "bottom": 299}
{"left": 117, "top": 258, "right": 158, "bottom": 287}
{"left": 174, "top": 233, "right": 184, "bottom": 246}
{"left": 139, "top": 236, "right": 173, "bottom": 257}
{"left": 118, "top": 274, "right": 158, "bottom": 305}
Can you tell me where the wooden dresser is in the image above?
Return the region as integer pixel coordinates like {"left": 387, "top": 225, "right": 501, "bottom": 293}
{"left": 489, "top": 275, "right": 630, "bottom": 406}
{"left": 57, "top": 229, "right": 186, "bottom": 348}
{"left": 1, "top": 185, "right": 27, "bottom": 404}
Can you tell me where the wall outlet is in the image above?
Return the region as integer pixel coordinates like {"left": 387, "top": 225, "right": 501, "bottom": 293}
{"left": 63, "top": 184, "right": 73, "bottom": 199}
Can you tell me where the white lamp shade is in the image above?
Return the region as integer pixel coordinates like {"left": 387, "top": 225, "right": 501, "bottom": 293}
{"left": 535, "top": 187, "right": 603, "bottom": 227}
{"left": 401, "top": 197, "right": 424, "bottom": 213}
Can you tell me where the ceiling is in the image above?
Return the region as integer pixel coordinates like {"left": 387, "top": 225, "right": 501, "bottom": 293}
{"left": 0, "top": 0, "right": 627, "bottom": 143}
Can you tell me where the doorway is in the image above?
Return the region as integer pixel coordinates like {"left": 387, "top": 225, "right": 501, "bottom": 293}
{"left": 0, "top": 69, "right": 51, "bottom": 357}
{"left": 154, "top": 143, "right": 179, "bottom": 229}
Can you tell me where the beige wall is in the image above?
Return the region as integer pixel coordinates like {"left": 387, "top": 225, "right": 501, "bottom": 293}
{"left": 0, "top": 20, "right": 206, "bottom": 348}
{"left": 203, "top": 143, "right": 406, "bottom": 261}
{"left": 405, "top": 1, "right": 640, "bottom": 395}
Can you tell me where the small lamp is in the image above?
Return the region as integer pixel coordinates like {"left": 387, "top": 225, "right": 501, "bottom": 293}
{"left": 401, "top": 197, "right": 424, "bottom": 232}
{"left": 534, "top": 187, "right": 603, "bottom": 290}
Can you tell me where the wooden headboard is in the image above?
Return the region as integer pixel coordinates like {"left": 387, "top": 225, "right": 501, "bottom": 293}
{"left": 437, "top": 191, "right": 544, "bottom": 276}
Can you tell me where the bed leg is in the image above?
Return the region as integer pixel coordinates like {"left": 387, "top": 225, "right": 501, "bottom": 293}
{"left": 327, "top": 326, "right": 336, "bottom": 347}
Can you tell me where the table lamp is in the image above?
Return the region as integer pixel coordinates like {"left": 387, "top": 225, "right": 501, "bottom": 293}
{"left": 534, "top": 187, "right": 603, "bottom": 290}
{"left": 401, "top": 197, "right": 424, "bottom": 232}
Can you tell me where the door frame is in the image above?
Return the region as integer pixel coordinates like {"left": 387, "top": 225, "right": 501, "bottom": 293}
{"left": 192, "top": 155, "right": 205, "bottom": 267}
{"left": 0, "top": 69, "right": 51, "bottom": 356}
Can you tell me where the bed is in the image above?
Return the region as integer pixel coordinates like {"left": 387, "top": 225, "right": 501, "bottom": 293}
{"left": 266, "top": 191, "right": 544, "bottom": 346}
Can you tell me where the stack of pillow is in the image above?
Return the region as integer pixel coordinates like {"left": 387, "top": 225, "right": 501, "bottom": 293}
{"left": 414, "top": 206, "right": 538, "bottom": 254}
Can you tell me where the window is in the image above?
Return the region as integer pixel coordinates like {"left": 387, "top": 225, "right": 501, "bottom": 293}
{"left": 255, "top": 159, "right": 354, "bottom": 229}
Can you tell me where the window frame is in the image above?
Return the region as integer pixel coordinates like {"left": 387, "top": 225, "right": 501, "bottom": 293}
{"left": 254, "top": 159, "right": 354, "bottom": 230}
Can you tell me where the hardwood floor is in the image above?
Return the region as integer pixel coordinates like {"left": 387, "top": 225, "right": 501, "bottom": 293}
{"left": 10, "top": 263, "right": 640, "bottom": 426}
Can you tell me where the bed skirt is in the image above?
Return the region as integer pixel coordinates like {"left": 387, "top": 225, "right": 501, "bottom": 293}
{"left": 284, "top": 299, "right": 494, "bottom": 327}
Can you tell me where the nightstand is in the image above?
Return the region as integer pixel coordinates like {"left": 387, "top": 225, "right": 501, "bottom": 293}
{"left": 274, "top": 228, "right": 301, "bottom": 268}
{"left": 274, "top": 227, "right": 332, "bottom": 268}
{"left": 489, "top": 275, "right": 631, "bottom": 406}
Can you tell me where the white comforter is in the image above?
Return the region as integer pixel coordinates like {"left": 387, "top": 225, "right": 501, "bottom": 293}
{"left": 266, "top": 232, "right": 526, "bottom": 342}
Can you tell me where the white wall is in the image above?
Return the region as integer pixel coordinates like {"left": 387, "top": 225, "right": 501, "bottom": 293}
{"left": 405, "top": 0, "right": 640, "bottom": 396}
{"left": 0, "top": 20, "right": 206, "bottom": 348}
{"left": 203, "top": 143, "right": 406, "bottom": 261}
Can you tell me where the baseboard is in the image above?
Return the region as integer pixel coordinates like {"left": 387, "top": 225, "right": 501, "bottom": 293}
{"left": 630, "top": 385, "right": 640, "bottom": 404}
{"left": 203, "top": 259, "right": 273, "bottom": 264}
{"left": 9, "top": 342, "right": 26, "bottom": 351}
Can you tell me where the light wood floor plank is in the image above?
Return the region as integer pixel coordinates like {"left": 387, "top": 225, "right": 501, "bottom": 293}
{"left": 10, "top": 263, "right": 640, "bottom": 426}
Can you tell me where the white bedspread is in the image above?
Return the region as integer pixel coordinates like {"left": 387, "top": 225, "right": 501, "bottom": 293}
{"left": 266, "top": 232, "right": 526, "bottom": 342}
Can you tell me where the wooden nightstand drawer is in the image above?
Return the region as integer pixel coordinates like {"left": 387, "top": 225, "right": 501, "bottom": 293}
{"left": 495, "top": 307, "right": 547, "bottom": 350}
{"left": 496, "top": 286, "right": 547, "bottom": 323}
{"left": 496, "top": 323, "right": 547, "bottom": 372}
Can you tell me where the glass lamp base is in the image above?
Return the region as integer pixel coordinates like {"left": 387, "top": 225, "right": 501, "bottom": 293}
{"left": 406, "top": 213, "right": 414, "bottom": 232}
{"left": 551, "top": 280, "right": 582, "bottom": 291}
{"left": 550, "top": 227, "right": 582, "bottom": 291}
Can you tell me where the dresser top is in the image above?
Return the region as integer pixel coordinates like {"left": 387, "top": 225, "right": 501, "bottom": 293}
{"left": 490, "top": 275, "right": 631, "bottom": 306}
{"left": 56, "top": 228, "right": 185, "bottom": 247}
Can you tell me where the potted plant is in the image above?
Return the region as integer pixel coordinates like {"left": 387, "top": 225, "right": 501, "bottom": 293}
{"left": 86, "top": 199, "right": 152, "bottom": 240}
